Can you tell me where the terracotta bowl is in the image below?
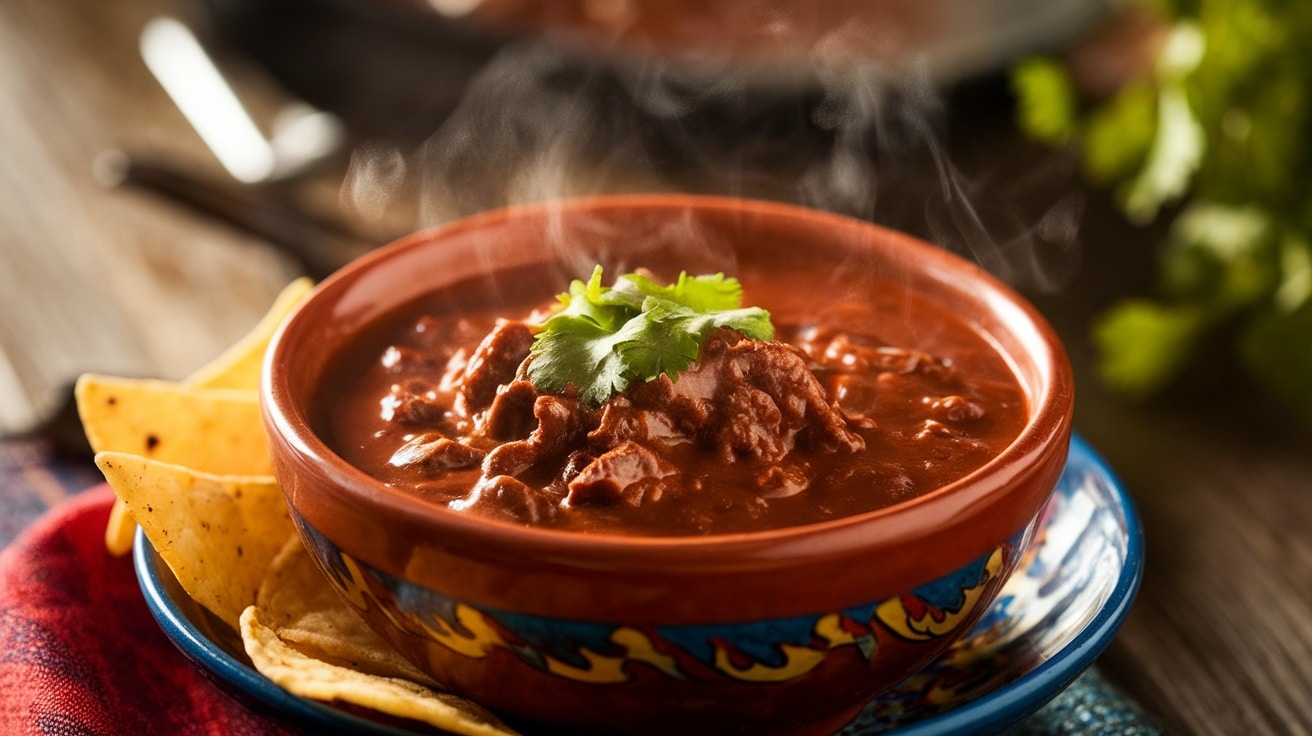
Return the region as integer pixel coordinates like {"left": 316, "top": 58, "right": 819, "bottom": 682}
{"left": 261, "top": 195, "right": 1073, "bottom": 735}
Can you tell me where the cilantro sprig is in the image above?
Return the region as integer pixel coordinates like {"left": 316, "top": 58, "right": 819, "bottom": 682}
{"left": 1011, "top": 3, "right": 1312, "bottom": 426}
{"left": 526, "top": 267, "right": 774, "bottom": 405}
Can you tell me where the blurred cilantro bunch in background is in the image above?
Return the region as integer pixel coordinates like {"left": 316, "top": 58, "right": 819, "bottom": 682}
{"left": 1011, "top": 0, "right": 1312, "bottom": 425}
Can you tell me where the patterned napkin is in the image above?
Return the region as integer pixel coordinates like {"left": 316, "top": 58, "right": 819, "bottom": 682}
{"left": 0, "top": 484, "right": 296, "bottom": 735}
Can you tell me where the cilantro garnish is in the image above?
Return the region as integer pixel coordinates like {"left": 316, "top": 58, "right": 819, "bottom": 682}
{"left": 1011, "top": 5, "right": 1312, "bottom": 425}
{"left": 526, "top": 267, "right": 774, "bottom": 405}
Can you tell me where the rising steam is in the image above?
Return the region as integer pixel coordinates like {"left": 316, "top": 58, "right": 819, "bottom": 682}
{"left": 339, "top": 24, "right": 1085, "bottom": 293}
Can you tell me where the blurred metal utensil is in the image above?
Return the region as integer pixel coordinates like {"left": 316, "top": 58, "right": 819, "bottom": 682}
{"left": 124, "top": 16, "right": 379, "bottom": 276}
{"left": 93, "top": 150, "right": 375, "bottom": 279}
{"left": 139, "top": 16, "right": 346, "bottom": 183}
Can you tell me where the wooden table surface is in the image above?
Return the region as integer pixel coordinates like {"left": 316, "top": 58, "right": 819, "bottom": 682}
{"left": 3, "top": 0, "right": 1310, "bottom": 734}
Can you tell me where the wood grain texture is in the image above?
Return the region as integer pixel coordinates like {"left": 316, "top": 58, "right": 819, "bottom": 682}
{"left": 0, "top": 0, "right": 298, "bottom": 435}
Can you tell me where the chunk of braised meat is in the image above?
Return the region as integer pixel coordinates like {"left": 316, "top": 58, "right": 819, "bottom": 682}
{"left": 566, "top": 440, "right": 679, "bottom": 507}
{"left": 388, "top": 432, "right": 486, "bottom": 471}
{"left": 559, "top": 449, "right": 597, "bottom": 485}
{"left": 481, "top": 379, "right": 539, "bottom": 441}
{"left": 376, "top": 318, "right": 526, "bottom": 432}
{"left": 525, "top": 394, "right": 592, "bottom": 458}
{"left": 688, "top": 331, "right": 864, "bottom": 464}
{"left": 926, "top": 394, "right": 986, "bottom": 423}
{"left": 453, "top": 475, "right": 560, "bottom": 525}
{"left": 380, "top": 345, "right": 440, "bottom": 377}
{"left": 381, "top": 316, "right": 494, "bottom": 380}
{"left": 583, "top": 331, "right": 863, "bottom": 469}
{"left": 793, "top": 325, "right": 971, "bottom": 429}
{"left": 795, "top": 327, "right": 954, "bottom": 380}
{"left": 380, "top": 380, "right": 445, "bottom": 426}
{"left": 756, "top": 463, "right": 810, "bottom": 499}
{"left": 481, "top": 440, "right": 537, "bottom": 478}
{"left": 458, "top": 321, "right": 535, "bottom": 413}
{"left": 481, "top": 394, "right": 594, "bottom": 478}
{"left": 586, "top": 389, "right": 702, "bottom": 452}
{"left": 717, "top": 382, "right": 788, "bottom": 461}
{"left": 627, "top": 376, "right": 715, "bottom": 437}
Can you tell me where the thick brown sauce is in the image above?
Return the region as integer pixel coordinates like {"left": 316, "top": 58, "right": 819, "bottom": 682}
{"left": 314, "top": 262, "right": 1027, "bottom": 536}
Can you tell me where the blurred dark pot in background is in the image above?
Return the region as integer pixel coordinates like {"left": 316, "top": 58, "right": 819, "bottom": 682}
{"left": 194, "top": 0, "right": 1109, "bottom": 145}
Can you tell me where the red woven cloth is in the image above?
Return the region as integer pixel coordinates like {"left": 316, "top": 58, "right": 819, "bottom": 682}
{"left": 0, "top": 484, "right": 295, "bottom": 736}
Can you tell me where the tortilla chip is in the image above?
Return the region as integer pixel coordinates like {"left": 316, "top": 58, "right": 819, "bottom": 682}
{"left": 76, "top": 375, "right": 270, "bottom": 474}
{"left": 76, "top": 374, "right": 272, "bottom": 555}
{"left": 85, "top": 277, "right": 310, "bottom": 555}
{"left": 103, "top": 499, "right": 138, "bottom": 556}
{"left": 241, "top": 606, "right": 517, "bottom": 736}
{"left": 257, "top": 536, "right": 439, "bottom": 686}
{"left": 95, "top": 451, "right": 294, "bottom": 629}
{"left": 185, "top": 277, "right": 314, "bottom": 390}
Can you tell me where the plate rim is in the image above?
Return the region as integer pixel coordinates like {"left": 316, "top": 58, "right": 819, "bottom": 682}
{"left": 876, "top": 433, "right": 1144, "bottom": 735}
{"left": 133, "top": 433, "right": 1143, "bottom": 735}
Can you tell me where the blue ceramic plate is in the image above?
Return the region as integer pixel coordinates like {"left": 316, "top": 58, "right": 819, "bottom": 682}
{"left": 134, "top": 435, "right": 1142, "bottom": 735}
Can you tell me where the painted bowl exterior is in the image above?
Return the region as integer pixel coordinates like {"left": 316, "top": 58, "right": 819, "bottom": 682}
{"left": 261, "top": 195, "right": 1073, "bottom": 734}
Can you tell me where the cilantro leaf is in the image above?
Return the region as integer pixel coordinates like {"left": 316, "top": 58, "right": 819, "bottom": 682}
{"left": 617, "top": 271, "right": 747, "bottom": 312}
{"left": 1091, "top": 298, "right": 1210, "bottom": 399}
{"left": 555, "top": 266, "right": 634, "bottom": 331}
{"left": 526, "top": 267, "right": 774, "bottom": 405}
{"left": 1118, "top": 82, "right": 1205, "bottom": 223}
{"left": 1011, "top": 57, "right": 1079, "bottom": 145}
{"left": 1011, "top": 2, "right": 1312, "bottom": 426}
{"left": 1080, "top": 79, "right": 1158, "bottom": 186}
{"left": 526, "top": 312, "right": 633, "bottom": 405}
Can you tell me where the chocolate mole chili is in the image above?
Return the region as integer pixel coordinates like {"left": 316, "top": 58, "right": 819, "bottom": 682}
{"left": 313, "top": 261, "right": 1027, "bottom": 536}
